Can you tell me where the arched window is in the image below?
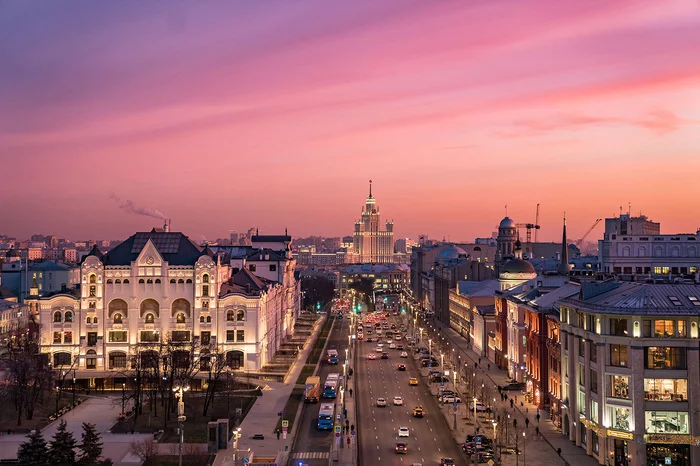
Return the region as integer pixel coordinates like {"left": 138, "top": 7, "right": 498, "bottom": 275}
{"left": 622, "top": 247, "right": 630, "bottom": 257}
{"left": 53, "top": 352, "right": 72, "bottom": 367}
{"left": 94, "top": 317, "right": 98, "bottom": 324}
{"left": 236, "top": 310, "right": 245, "bottom": 321}
{"left": 140, "top": 350, "right": 159, "bottom": 369}
{"left": 155, "top": 279, "right": 161, "bottom": 284}
{"left": 109, "top": 351, "right": 127, "bottom": 369}
{"left": 227, "top": 310, "right": 235, "bottom": 321}
{"left": 115, "top": 279, "right": 121, "bottom": 284}
{"left": 178, "top": 279, "right": 185, "bottom": 284}
{"left": 672, "top": 247, "right": 680, "bottom": 257}
{"left": 54, "top": 311, "right": 62, "bottom": 323}
{"left": 226, "top": 350, "right": 244, "bottom": 370}
{"left": 87, "top": 317, "right": 92, "bottom": 324}
{"left": 689, "top": 247, "right": 697, "bottom": 258}
{"left": 106, "top": 279, "right": 113, "bottom": 284}
{"left": 140, "top": 299, "right": 160, "bottom": 318}
{"left": 145, "top": 313, "right": 155, "bottom": 324}
{"left": 638, "top": 247, "right": 646, "bottom": 257}
{"left": 65, "top": 311, "right": 73, "bottom": 322}
{"left": 170, "top": 279, "right": 176, "bottom": 284}
{"left": 109, "top": 298, "right": 128, "bottom": 319}
{"left": 186, "top": 279, "right": 192, "bottom": 284}
{"left": 89, "top": 274, "right": 96, "bottom": 284}
{"left": 202, "top": 274, "right": 209, "bottom": 283}
{"left": 171, "top": 298, "right": 191, "bottom": 319}
{"left": 147, "top": 279, "right": 153, "bottom": 284}
{"left": 113, "top": 313, "right": 122, "bottom": 324}
{"left": 206, "top": 315, "right": 211, "bottom": 323}
{"left": 199, "top": 316, "right": 205, "bottom": 323}
{"left": 139, "top": 279, "right": 145, "bottom": 284}
{"left": 176, "top": 312, "right": 186, "bottom": 324}
{"left": 123, "top": 279, "right": 129, "bottom": 284}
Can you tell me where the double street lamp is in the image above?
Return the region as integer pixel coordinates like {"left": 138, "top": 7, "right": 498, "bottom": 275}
{"left": 173, "top": 384, "right": 189, "bottom": 466}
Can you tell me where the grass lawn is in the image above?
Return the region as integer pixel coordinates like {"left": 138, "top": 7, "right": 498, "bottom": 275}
{"left": 295, "top": 365, "right": 315, "bottom": 385}
{"left": 275, "top": 387, "right": 304, "bottom": 432}
{"left": 111, "top": 391, "right": 258, "bottom": 443}
{"left": 0, "top": 393, "right": 87, "bottom": 433}
{"left": 143, "top": 455, "right": 215, "bottom": 466}
{"left": 307, "top": 316, "right": 334, "bottom": 366}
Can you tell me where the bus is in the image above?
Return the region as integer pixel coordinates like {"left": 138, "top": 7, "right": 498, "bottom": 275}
{"left": 323, "top": 379, "right": 338, "bottom": 399}
{"left": 317, "top": 402, "right": 335, "bottom": 430}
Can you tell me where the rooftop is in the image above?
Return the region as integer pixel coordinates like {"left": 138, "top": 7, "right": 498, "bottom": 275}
{"left": 103, "top": 231, "right": 203, "bottom": 266}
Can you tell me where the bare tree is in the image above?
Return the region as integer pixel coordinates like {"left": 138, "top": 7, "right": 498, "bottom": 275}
{"left": 128, "top": 439, "right": 159, "bottom": 462}
{"left": 201, "top": 343, "right": 229, "bottom": 417}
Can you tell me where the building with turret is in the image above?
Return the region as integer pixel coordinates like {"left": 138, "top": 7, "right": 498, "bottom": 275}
{"left": 349, "top": 181, "right": 395, "bottom": 264}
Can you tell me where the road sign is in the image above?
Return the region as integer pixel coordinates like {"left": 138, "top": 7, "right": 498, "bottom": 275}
{"left": 335, "top": 437, "right": 340, "bottom": 445}
{"left": 440, "top": 381, "right": 445, "bottom": 388}
{"left": 335, "top": 425, "right": 342, "bottom": 433}
{"left": 335, "top": 432, "right": 341, "bottom": 438}
{"left": 336, "top": 413, "right": 341, "bottom": 421}
{"left": 453, "top": 405, "right": 457, "bottom": 413}
{"left": 487, "top": 460, "right": 494, "bottom": 466}
{"left": 281, "top": 420, "right": 289, "bottom": 428}
{"left": 243, "top": 458, "right": 250, "bottom": 464}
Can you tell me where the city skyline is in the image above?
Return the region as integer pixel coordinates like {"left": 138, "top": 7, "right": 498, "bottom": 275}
{"left": 2, "top": 1, "right": 700, "bottom": 240}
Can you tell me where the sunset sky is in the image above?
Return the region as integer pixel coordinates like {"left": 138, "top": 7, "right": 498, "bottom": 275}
{"left": 2, "top": 0, "right": 700, "bottom": 243}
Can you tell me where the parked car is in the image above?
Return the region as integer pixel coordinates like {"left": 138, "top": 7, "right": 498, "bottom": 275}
{"left": 468, "top": 401, "right": 488, "bottom": 411}
{"left": 502, "top": 382, "right": 526, "bottom": 391}
{"left": 441, "top": 395, "right": 462, "bottom": 403}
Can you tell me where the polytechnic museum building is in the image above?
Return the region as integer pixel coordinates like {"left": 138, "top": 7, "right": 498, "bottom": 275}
{"left": 558, "top": 281, "right": 700, "bottom": 466}
{"left": 28, "top": 229, "right": 300, "bottom": 388}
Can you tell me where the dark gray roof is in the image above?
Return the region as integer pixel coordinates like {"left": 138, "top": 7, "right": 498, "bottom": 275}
{"left": 501, "top": 259, "right": 536, "bottom": 275}
{"left": 246, "top": 248, "right": 285, "bottom": 261}
{"left": 209, "top": 246, "right": 253, "bottom": 260}
{"left": 31, "top": 261, "right": 72, "bottom": 272}
{"left": 5, "top": 248, "right": 18, "bottom": 258}
{"left": 252, "top": 235, "right": 291, "bottom": 243}
{"left": 0, "top": 286, "right": 17, "bottom": 300}
{"left": 219, "top": 268, "right": 271, "bottom": 296}
{"left": 559, "top": 282, "right": 700, "bottom": 315}
{"left": 103, "top": 232, "right": 202, "bottom": 266}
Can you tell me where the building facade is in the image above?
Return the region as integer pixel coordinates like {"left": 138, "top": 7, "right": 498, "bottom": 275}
{"left": 337, "top": 263, "right": 409, "bottom": 297}
{"left": 350, "top": 181, "right": 395, "bottom": 264}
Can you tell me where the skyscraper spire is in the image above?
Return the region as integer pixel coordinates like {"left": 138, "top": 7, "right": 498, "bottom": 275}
{"left": 369, "top": 179, "right": 373, "bottom": 198}
{"left": 557, "top": 215, "right": 569, "bottom": 276}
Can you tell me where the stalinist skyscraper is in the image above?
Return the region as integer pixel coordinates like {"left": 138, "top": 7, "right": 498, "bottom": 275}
{"left": 351, "top": 180, "right": 395, "bottom": 263}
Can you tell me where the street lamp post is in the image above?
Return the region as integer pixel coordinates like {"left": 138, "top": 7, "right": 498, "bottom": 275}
{"left": 473, "top": 396, "right": 477, "bottom": 432}
{"left": 429, "top": 339, "right": 432, "bottom": 360}
{"left": 72, "top": 370, "right": 76, "bottom": 406}
{"left": 121, "top": 383, "right": 126, "bottom": 415}
{"left": 522, "top": 431, "right": 526, "bottom": 466}
{"left": 173, "top": 384, "right": 189, "bottom": 466}
{"left": 453, "top": 368, "right": 457, "bottom": 429}
{"left": 232, "top": 427, "right": 241, "bottom": 465}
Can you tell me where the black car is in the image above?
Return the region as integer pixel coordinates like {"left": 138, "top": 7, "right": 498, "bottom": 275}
{"left": 431, "top": 375, "right": 450, "bottom": 383}
{"left": 397, "top": 364, "right": 407, "bottom": 371}
{"left": 395, "top": 442, "right": 408, "bottom": 454}
{"left": 381, "top": 352, "right": 389, "bottom": 359}
{"left": 502, "top": 382, "right": 526, "bottom": 391}
{"left": 440, "top": 459, "right": 456, "bottom": 465}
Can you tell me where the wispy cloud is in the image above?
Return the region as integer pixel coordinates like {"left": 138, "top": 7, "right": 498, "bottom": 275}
{"left": 109, "top": 193, "right": 166, "bottom": 220}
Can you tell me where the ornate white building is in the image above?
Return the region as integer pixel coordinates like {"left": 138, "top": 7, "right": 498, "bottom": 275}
{"left": 30, "top": 229, "right": 299, "bottom": 380}
{"left": 350, "top": 181, "right": 395, "bottom": 264}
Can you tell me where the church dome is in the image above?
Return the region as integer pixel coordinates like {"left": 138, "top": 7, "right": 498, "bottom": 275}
{"left": 501, "top": 258, "right": 536, "bottom": 275}
{"left": 436, "top": 245, "right": 468, "bottom": 261}
{"left": 499, "top": 217, "right": 516, "bottom": 229}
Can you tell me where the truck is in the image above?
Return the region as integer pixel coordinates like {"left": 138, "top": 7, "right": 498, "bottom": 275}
{"left": 304, "top": 376, "right": 321, "bottom": 403}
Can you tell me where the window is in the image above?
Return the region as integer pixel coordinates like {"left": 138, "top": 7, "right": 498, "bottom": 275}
{"left": 610, "top": 375, "right": 629, "bottom": 398}
{"left": 642, "top": 319, "right": 652, "bottom": 338}
{"left": 109, "top": 352, "right": 127, "bottom": 369}
{"left": 249, "top": 264, "right": 256, "bottom": 272}
{"left": 65, "top": 311, "right": 73, "bottom": 322}
{"left": 53, "top": 352, "right": 72, "bottom": 367}
{"left": 226, "top": 330, "right": 235, "bottom": 342}
{"left": 89, "top": 286, "right": 96, "bottom": 297}
{"left": 89, "top": 274, "right": 96, "bottom": 284}
{"left": 170, "top": 279, "right": 176, "bottom": 284}
{"left": 53, "top": 331, "right": 62, "bottom": 343}
{"left": 123, "top": 279, "right": 129, "bottom": 284}
{"left": 140, "top": 331, "right": 160, "bottom": 343}
{"left": 644, "top": 379, "right": 687, "bottom": 401}
{"left": 147, "top": 279, "right": 153, "bottom": 284}
{"left": 201, "top": 331, "right": 211, "bottom": 346}
{"left": 269, "top": 264, "right": 276, "bottom": 272}
{"left": 654, "top": 320, "right": 674, "bottom": 337}
{"left": 145, "top": 313, "right": 154, "bottom": 324}
{"left": 610, "top": 407, "right": 631, "bottom": 431}
{"left": 578, "top": 364, "right": 585, "bottom": 386}
{"left": 86, "top": 351, "right": 96, "bottom": 369}
{"left": 63, "top": 332, "right": 72, "bottom": 344}
{"left": 54, "top": 311, "right": 62, "bottom": 323}
{"left": 578, "top": 338, "right": 585, "bottom": 357}
{"left": 206, "top": 315, "right": 211, "bottom": 323}
{"left": 154, "top": 279, "right": 161, "bottom": 284}
{"left": 178, "top": 279, "right": 184, "bottom": 284}
{"left": 87, "top": 317, "right": 92, "bottom": 324}
{"left": 236, "top": 310, "right": 245, "bottom": 321}
{"left": 226, "top": 350, "right": 244, "bottom": 369}
{"left": 610, "top": 318, "right": 628, "bottom": 336}
{"left": 88, "top": 301, "right": 96, "bottom": 309}
{"left": 199, "top": 316, "right": 205, "bottom": 323}
{"left": 677, "top": 320, "right": 687, "bottom": 338}
{"left": 577, "top": 390, "right": 586, "bottom": 415}
{"left": 139, "top": 279, "right": 145, "bottom": 284}
{"left": 202, "top": 285, "right": 209, "bottom": 297}
{"left": 227, "top": 310, "right": 235, "bottom": 321}
{"left": 94, "top": 317, "right": 98, "bottom": 324}
{"left": 646, "top": 347, "right": 687, "bottom": 369}
{"left": 645, "top": 411, "right": 689, "bottom": 434}
{"left": 236, "top": 330, "right": 245, "bottom": 342}
{"left": 171, "top": 331, "right": 190, "bottom": 342}
{"left": 113, "top": 313, "right": 123, "bottom": 324}
{"left": 590, "top": 344, "right": 597, "bottom": 363}
{"left": 202, "top": 274, "right": 209, "bottom": 283}
{"left": 610, "top": 344, "right": 628, "bottom": 367}
{"left": 202, "top": 300, "right": 209, "bottom": 309}
{"left": 200, "top": 353, "right": 211, "bottom": 371}
{"left": 590, "top": 369, "right": 598, "bottom": 393}
{"left": 176, "top": 312, "right": 186, "bottom": 323}
{"left": 87, "top": 332, "right": 97, "bottom": 346}
{"left": 109, "top": 331, "right": 127, "bottom": 343}
{"left": 186, "top": 279, "right": 192, "bottom": 284}
{"left": 590, "top": 399, "right": 599, "bottom": 424}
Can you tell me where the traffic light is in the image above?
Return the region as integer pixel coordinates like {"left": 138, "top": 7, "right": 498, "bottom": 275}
{"left": 401, "top": 307, "right": 406, "bottom": 314}
{"left": 316, "top": 302, "right": 321, "bottom": 310}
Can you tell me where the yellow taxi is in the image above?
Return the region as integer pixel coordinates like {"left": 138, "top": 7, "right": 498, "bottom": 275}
{"left": 412, "top": 406, "right": 424, "bottom": 417}
{"left": 409, "top": 377, "right": 419, "bottom": 386}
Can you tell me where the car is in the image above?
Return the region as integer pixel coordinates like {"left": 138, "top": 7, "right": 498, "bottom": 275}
{"left": 412, "top": 406, "right": 424, "bottom": 417}
{"left": 394, "top": 335, "right": 402, "bottom": 341}
{"left": 469, "top": 401, "right": 488, "bottom": 411}
{"left": 395, "top": 442, "right": 408, "bottom": 454}
{"left": 431, "top": 375, "right": 450, "bottom": 383}
{"left": 397, "top": 364, "right": 407, "bottom": 371}
{"left": 440, "top": 390, "right": 455, "bottom": 397}
{"left": 409, "top": 377, "right": 419, "bottom": 386}
{"left": 398, "top": 426, "right": 410, "bottom": 437}
{"left": 367, "top": 353, "right": 376, "bottom": 360}
{"left": 387, "top": 339, "right": 394, "bottom": 344}
{"left": 393, "top": 396, "right": 404, "bottom": 405}
{"left": 376, "top": 398, "right": 387, "bottom": 407}
{"left": 400, "top": 351, "right": 408, "bottom": 358}
{"left": 421, "top": 359, "right": 439, "bottom": 367}
{"left": 391, "top": 324, "right": 397, "bottom": 329}
{"left": 441, "top": 395, "right": 462, "bottom": 403}
{"left": 366, "top": 337, "right": 374, "bottom": 342}
{"left": 375, "top": 346, "right": 383, "bottom": 353}
{"left": 440, "top": 458, "right": 456, "bottom": 465}
{"left": 389, "top": 343, "right": 396, "bottom": 349}
{"left": 381, "top": 352, "right": 389, "bottom": 359}
{"left": 502, "top": 382, "right": 526, "bottom": 391}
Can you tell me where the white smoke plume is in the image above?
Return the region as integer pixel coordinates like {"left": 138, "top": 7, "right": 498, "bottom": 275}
{"left": 110, "top": 193, "right": 166, "bottom": 220}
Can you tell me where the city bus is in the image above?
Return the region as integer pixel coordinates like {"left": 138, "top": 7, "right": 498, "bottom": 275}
{"left": 323, "top": 378, "right": 338, "bottom": 399}
{"left": 317, "top": 402, "right": 335, "bottom": 430}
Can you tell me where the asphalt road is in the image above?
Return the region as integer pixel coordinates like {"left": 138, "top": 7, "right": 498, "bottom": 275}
{"left": 357, "top": 313, "right": 465, "bottom": 466}
{"left": 290, "top": 313, "right": 351, "bottom": 466}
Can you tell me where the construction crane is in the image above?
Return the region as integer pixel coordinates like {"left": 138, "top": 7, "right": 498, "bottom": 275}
{"left": 574, "top": 219, "right": 603, "bottom": 247}
{"left": 534, "top": 204, "right": 540, "bottom": 243}
{"left": 516, "top": 204, "right": 541, "bottom": 253}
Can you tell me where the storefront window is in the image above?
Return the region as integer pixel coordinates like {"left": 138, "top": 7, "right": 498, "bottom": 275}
{"left": 644, "top": 379, "right": 687, "bottom": 401}
{"left": 645, "top": 347, "right": 687, "bottom": 370}
{"left": 647, "top": 445, "right": 690, "bottom": 466}
{"left": 645, "top": 411, "right": 689, "bottom": 434}
{"left": 610, "top": 375, "right": 629, "bottom": 398}
{"left": 610, "top": 407, "right": 631, "bottom": 431}
{"left": 578, "top": 390, "right": 586, "bottom": 415}
{"left": 677, "top": 320, "right": 687, "bottom": 338}
{"left": 590, "top": 399, "right": 599, "bottom": 424}
{"left": 654, "top": 320, "right": 674, "bottom": 337}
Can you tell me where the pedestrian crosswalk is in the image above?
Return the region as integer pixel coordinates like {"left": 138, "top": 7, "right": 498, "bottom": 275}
{"left": 291, "top": 451, "right": 330, "bottom": 459}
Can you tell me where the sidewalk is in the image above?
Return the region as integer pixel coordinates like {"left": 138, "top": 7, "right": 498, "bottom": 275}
{"left": 330, "top": 330, "right": 357, "bottom": 466}
{"left": 419, "top": 321, "right": 599, "bottom": 466}
{"left": 213, "top": 313, "right": 326, "bottom": 466}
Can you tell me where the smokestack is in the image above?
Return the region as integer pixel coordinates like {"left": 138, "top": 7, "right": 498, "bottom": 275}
{"left": 163, "top": 220, "right": 168, "bottom": 232}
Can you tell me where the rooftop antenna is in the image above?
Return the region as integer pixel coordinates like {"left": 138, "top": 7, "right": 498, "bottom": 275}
{"left": 505, "top": 204, "right": 508, "bottom": 217}
{"left": 628, "top": 202, "right": 631, "bottom": 216}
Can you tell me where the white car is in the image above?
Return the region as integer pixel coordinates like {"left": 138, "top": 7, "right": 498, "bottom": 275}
{"left": 400, "top": 351, "right": 408, "bottom": 358}
{"left": 393, "top": 396, "right": 404, "bottom": 406}
{"left": 376, "top": 398, "right": 388, "bottom": 407}
{"left": 368, "top": 353, "right": 376, "bottom": 360}
{"left": 442, "top": 395, "right": 462, "bottom": 404}
{"left": 469, "top": 401, "right": 488, "bottom": 411}
{"left": 398, "top": 426, "right": 410, "bottom": 437}
{"left": 375, "top": 346, "right": 383, "bottom": 353}
{"left": 389, "top": 343, "right": 397, "bottom": 349}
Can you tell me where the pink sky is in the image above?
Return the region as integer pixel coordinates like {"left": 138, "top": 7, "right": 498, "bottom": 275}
{"left": 1, "top": 0, "right": 700, "bottom": 243}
